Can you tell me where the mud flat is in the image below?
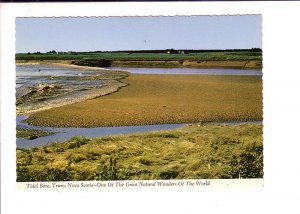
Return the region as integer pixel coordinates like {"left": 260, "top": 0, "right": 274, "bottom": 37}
{"left": 25, "top": 74, "right": 263, "bottom": 128}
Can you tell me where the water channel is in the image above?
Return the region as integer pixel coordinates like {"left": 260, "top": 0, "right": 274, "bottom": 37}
{"left": 16, "top": 64, "right": 262, "bottom": 148}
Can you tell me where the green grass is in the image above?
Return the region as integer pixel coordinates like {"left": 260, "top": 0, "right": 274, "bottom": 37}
{"left": 16, "top": 51, "right": 262, "bottom": 61}
{"left": 25, "top": 74, "right": 262, "bottom": 128}
{"left": 17, "top": 127, "right": 54, "bottom": 140}
{"left": 16, "top": 123, "right": 263, "bottom": 181}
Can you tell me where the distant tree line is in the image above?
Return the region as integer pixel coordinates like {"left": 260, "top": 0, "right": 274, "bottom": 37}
{"left": 78, "top": 48, "right": 262, "bottom": 54}
{"left": 23, "top": 48, "right": 262, "bottom": 55}
{"left": 22, "top": 48, "right": 262, "bottom": 55}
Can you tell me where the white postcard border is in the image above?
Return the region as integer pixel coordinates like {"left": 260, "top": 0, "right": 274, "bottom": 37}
{"left": 1, "top": 2, "right": 300, "bottom": 214}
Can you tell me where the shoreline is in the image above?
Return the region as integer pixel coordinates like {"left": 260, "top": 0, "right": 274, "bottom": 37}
{"left": 16, "top": 116, "right": 262, "bottom": 149}
{"left": 16, "top": 60, "right": 110, "bottom": 72}
{"left": 16, "top": 62, "right": 130, "bottom": 115}
{"left": 16, "top": 81, "right": 128, "bottom": 116}
{"left": 16, "top": 59, "right": 262, "bottom": 70}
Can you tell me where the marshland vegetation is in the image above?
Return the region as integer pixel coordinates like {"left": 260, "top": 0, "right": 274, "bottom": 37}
{"left": 16, "top": 123, "right": 263, "bottom": 181}
{"left": 16, "top": 127, "right": 54, "bottom": 140}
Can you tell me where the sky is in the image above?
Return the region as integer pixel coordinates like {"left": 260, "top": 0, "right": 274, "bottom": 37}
{"left": 16, "top": 16, "right": 262, "bottom": 53}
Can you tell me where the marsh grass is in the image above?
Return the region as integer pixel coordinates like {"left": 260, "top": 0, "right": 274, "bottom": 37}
{"left": 26, "top": 74, "right": 262, "bottom": 128}
{"left": 16, "top": 127, "right": 54, "bottom": 140}
{"left": 16, "top": 123, "right": 263, "bottom": 181}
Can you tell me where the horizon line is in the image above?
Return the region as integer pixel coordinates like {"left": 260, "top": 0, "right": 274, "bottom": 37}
{"left": 16, "top": 48, "right": 262, "bottom": 54}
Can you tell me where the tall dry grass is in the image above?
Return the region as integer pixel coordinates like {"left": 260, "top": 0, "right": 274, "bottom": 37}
{"left": 16, "top": 123, "right": 263, "bottom": 181}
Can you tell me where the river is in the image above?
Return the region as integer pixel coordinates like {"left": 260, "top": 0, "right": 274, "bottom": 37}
{"left": 108, "top": 67, "right": 262, "bottom": 75}
{"left": 16, "top": 115, "right": 185, "bottom": 148}
{"left": 16, "top": 64, "right": 262, "bottom": 148}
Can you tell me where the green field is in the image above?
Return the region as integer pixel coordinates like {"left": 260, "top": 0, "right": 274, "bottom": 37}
{"left": 16, "top": 50, "right": 262, "bottom": 61}
{"left": 16, "top": 123, "right": 263, "bottom": 181}
{"left": 25, "top": 74, "right": 263, "bottom": 128}
{"left": 16, "top": 50, "right": 262, "bottom": 69}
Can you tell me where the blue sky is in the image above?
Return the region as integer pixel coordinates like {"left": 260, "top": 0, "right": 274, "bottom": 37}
{"left": 16, "top": 16, "right": 261, "bottom": 53}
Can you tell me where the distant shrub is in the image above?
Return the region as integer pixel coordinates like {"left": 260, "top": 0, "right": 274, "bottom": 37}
{"left": 72, "top": 59, "right": 112, "bottom": 67}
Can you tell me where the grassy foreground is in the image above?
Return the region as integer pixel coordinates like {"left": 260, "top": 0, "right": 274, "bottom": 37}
{"left": 25, "top": 74, "right": 263, "bottom": 128}
{"left": 16, "top": 123, "right": 263, "bottom": 181}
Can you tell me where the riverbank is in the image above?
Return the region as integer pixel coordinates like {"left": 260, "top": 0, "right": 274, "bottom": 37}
{"left": 25, "top": 74, "right": 262, "bottom": 128}
{"left": 17, "top": 80, "right": 128, "bottom": 115}
{"left": 110, "top": 59, "right": 261, "bottom": 69}
{"left": 16, "top": 123, "right": 263, "bottom": 181}
{"left": 17, "top": 127, "right": 54, "bottom": 140}
{"left": 16, "top": 59, "right": 262, "bottom": 69}
{"left": 16, "top": 113, "right": 186, "bottom": 148}
{"left": 16, "top": 60, "right": 111, "bottom": 71}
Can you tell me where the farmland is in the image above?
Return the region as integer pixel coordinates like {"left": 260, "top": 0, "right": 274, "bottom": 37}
{"left": 16, "top": 123, "right": 263, "bottom": 181}
{"left": 25, "top": 74, "right": 263, "bottom": 128}
{"left": 16, "top": 49, "right": 262, "bottom": 69}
